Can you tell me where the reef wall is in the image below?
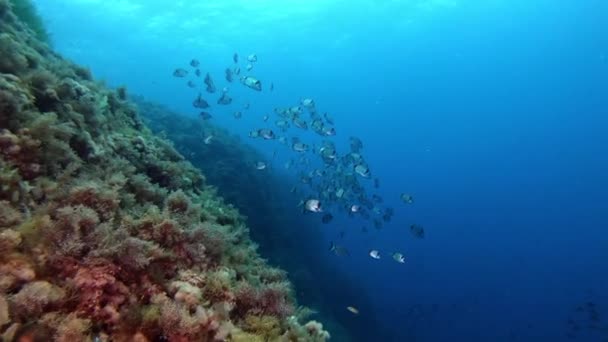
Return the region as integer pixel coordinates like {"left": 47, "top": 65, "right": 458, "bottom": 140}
{"left": 135, "top": 98, "right": 388, "bottom": 342}
{"left": 0, "top": 1, "right": 330, "bottom": 340}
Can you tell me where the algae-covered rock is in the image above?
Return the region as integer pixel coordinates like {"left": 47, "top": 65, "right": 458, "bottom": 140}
{"left": 0, "top": 3, "right": 328, "bottom": 341}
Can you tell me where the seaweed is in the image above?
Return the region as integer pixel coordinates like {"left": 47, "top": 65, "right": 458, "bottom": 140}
{"left": 8, "top": 0, "right": 50, "bottom": 44}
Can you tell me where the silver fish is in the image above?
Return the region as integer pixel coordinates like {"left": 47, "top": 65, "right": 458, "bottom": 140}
{"left": 255, "top": 161, "right": 267, "bottom": 170}
{"left": 369, "top": 250, "right": 381, "bottom": 259}
{"left": 246, "top": 63, "right": 253, "bottom": 71}
{"left": 187, "top": 80, "right": 197, "bottom": 88}
{"left": 233, "top": 52, "right": 238, "bottom": 63}
{"left": 305, "top": 199, "right": 322, "bottom": 213}
{"left": 199, "top": 111, "right": 212, "bottom": 120}
{"left": 241, "top": 76, "right": 262, "bottom": 91}
{"left": 392, "top": 252, "right": 406, "bottom": 263}
{"left": 292, "top": 142, "right": 309, "bottom": 153}
{"left": 330, "top": 242, "right": 349, "bottom": 256}
{"left": 401, "top": 193, "right": 414, "bottom": 204}
{"left": 233, "top": 111, "right": 242, "bottom": 119}
{"left": 258, "top": 128, "right": 275, "bottom": 140}
{"left": 354, "top": 164, "right": 371, "bottom": 178}
{"left": 301, "top": 98, "right": 315, "bottom": 108}
{"left": 204, "top": 135, "right": 213, "bottom": 144}
{"left": 247, "top": 53, "right": 258, "bottom": 62}
{"left": 190, "top": 59, "right": 200, "bottom": 67}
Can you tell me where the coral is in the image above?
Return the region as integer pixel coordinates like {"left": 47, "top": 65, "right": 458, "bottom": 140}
{"left": 243, "top": 314, "right": 282, "bottom": 340}
{"left": 0, "top": 229, "right": 22, "bottom": 254}
{"left": 0, "top": 256, "right": 35, "bottom": 291}
{"left": 54, "top": 313, "right": 91, "bottom": 342}
{"left": 158, "top": 300, "right": 220, "bottom": 340}
{"left": 0, "top": 294, "right": 9, "bottom": 327}
{"left": 60, "top": 183, "right": 119, "bottom": 221}
{"left": 281, "top": 317, "right": 331, "bottom": 342}
{"left": 10, "top": 280, "right": 65, "bottom": 318}
{"left": 234, "top": 281, "right": 295, "bottom": 319}
{"left": 169, "top": 280, "right": 202, "bottom": 308}
{"left": 0, "top": 200, "right": 21, "bottom": 227}
{"left": 68, "top": 260, "right": 130, "bottom": 325}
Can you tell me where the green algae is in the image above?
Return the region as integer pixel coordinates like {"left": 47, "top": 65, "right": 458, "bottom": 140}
{"left": 7, "top": 0, "right": 50, "bottom": 44}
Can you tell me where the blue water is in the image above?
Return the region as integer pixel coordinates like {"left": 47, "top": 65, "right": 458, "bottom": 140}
{"left": 36, "top": 0, "right": 608, "bottom": 340}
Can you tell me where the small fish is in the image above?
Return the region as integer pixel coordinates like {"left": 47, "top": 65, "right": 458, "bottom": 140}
{"left": 270, "top": 82, "right": 274, "bottom": 91}
{"left": 204, "top": 73, "right": 216, "bottom": 93}
{"left": 193, "top": 94, "right": 210, "bottom": 109}
{"left": 199, "top": 111, "right": 212, "bottom": 120}
{"left": 241, "top": 76, "right": 262, "bottom": 91}
{"left": 234, "top": 67, "right": 241, "bottom": 75}
{"left": 374, "top": 178, "right": 380, "bottom": 188}
{"left": 275, "top": 120, "right": 290, "bottom": 130}
{"left": 263, "top": 114, "right": 269, "bottom": 122}
{"left": 243, "top": 102, "right": 250, "bottom": 109}
{"left": 173, "top": 68, "right": 188, "bottom": 77}
{"left": 401, "top": 193, "right": 414, "bottom": 204}
{"left": 369, "top": 250, "right": 381, "bottom": 259}
{"left": 321, "top": 213, "right": 333, "bottom": 224}
{"left": 204, "top": 135, "right": 213, "bottom": 144}
{"left": 305, "top": 199, "right": 322, "bottom": 213}
{"left": 233, "top": 52, "right": 238, "bottom": 63}
{"left": 293, "top": 118, "right": 308, "bottom": 130}
{"left": 323, "top": 112, "right": 334, "bottom": 125}
{"left": 225, "top": 68, "right": 233, "bottom": 82}
{"left": 301, "top": 98, "right": 315, "bottom": 108}
{"left": 347, "top": 306, "right": 359, "bottom": 315}
{"left": 217, "top": 92, "right": 232, "bottom": 105}
{"left": 354, "top": 164, "right": 371, "bottom": 178}
{"left": 195, "top": 69, "right": 201, "bottom": 77}
{"left": 321, "top": 126, "right": 336, "bottom": 136}
{"left": 292, "top": 142, "right": 309, "bottom": 153}
{"left": 350, "top": 136, "right": 363, "bottom": 152}
{"left": 233, "top": 111, "right": 242, "bottom": 119}
{"left": 410, "top": 224, "right": 425, "bottom": 239}
{"left": 187, "top": 80, "right": 197, "bottom": 88}
{"left": 258, "top": 128, "right": 275, "bottom": 140}
{"left": 248, "top": 130, "right": 259, "bottom": 138}
{"left": 330, "top": 242, "right": 349, "bottom": 256}
{"left": 350, "top": 204, "right": 360, "bottom": 213}
{"left": 190, "top": 59, "right": 200, "bottom": 67}
{"left": 255, "top": 161, "right": 267, "bottom": 170}
{"left": 246, "top": 63, "right": 253, "bottom": 71}
{"left": 247, "top": 53, "right": 258, "bottom": 62}
{"left": 392, "top": 252, "right": 406, "bottom": 263}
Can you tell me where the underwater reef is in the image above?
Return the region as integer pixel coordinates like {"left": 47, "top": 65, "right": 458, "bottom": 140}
{"left": 135, "top": 98, "right": 388, "bottom": 342}
{"left": 0, "top": 1, "right": 330, "bottom": 340}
